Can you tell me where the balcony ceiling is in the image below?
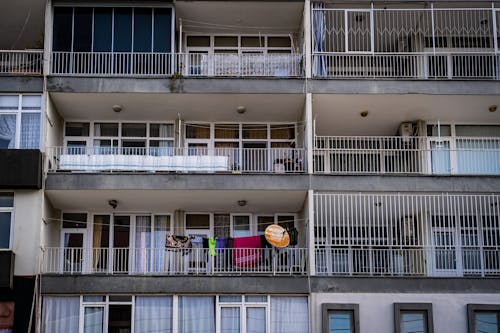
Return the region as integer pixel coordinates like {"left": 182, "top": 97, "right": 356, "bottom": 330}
{"left": 175, "top": 1, "right": 303, "bottom": 34}
{"left": 0, "top": 0, "right": 44, "bottom": 49}
{"left": 314, "top": 94, "right": 500, "bottom": 136}
{"left": 45, "top": 189, "right": 307, "bottom": 212}
{"left": 50, "top": 92, "right": 305, "bottom": 122}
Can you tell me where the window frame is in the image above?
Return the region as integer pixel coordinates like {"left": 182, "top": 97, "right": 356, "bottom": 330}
{"left": 394, "top": 303, "right": 434, "bottom": 333}
{"left": 0, "top": 94, "right": 42, "bottom": 150}
{"left": 322, "top": 303, "right": 359, "bottom": 333}
{"left": 467, "top": 304, "right": 500, "bottom": 333}
{"left": 0, "top": 192, "right": 14, "bottom": 251}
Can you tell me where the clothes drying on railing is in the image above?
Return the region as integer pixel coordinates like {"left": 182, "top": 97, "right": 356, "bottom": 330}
{"left": 166, "top": 235, "right": 192, "bottom": 255}
{"left": 233, "top": 236, "right": 261, "bottom": 267}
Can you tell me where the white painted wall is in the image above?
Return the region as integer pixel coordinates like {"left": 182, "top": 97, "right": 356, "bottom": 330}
{"left": 311, "top": 292, "right": 500, "bottom": 333}
{"left": 12, "top": 190, "right": 43, "bottom": 276}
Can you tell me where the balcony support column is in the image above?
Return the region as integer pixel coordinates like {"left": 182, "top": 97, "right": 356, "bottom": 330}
{"left": 306, "top": 93, "right": 314, "bottom": 175}
{"left": 304, "top": 0, "right": 312, "bottom": 78}
{"left": 308, "top": 189, "right": 316, "bottom": 276}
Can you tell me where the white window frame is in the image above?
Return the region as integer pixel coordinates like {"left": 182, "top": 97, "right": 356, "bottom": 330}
{"left": 185, "top": 34, "right": 294, "bottom": 55}
{"left": 0, "top": 192, "right": 14, "bottom": 251}
{"left": 0, "top": 94, "right": 42, "bottom": 149}
{"left": 79, "top": 295, "right": 134, "bottom": 333}
{"left": 216, "top": 295, "right": 271, "bottom": 333}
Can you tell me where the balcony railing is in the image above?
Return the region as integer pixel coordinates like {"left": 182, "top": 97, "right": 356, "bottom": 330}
{"left": 50, "top": 52, "right": 303, "bottom": 77}
{"left": 0, "top": 50, "right": 43, "bottom": 75}
{"left": 312, "top": 6, "right": 500, "bottom": 79}
{"left": 314, "top": 193, "right": 500, "bottom": 277}
{"left": 314, "top": 136, "right": 500, "bottom": 175}
{"left": 312, "top": 53, "right": 500, "bottom": 79}
{"left": 46, "top": 146, "right": 306, "bottom": 174}
{"left": 315, "top": 247, "right": 500, "bottom": 277}
{"left": 41, "top": 247, "right": 308, "bottom": 276}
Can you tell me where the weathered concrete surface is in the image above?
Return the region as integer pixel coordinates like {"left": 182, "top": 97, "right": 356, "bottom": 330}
{"left": 0, "top": 76, "right": 43, "bottom": 93}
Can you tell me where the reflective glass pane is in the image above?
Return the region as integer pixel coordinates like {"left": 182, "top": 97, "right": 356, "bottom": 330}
{"left": 122, "top": 123, "right": 146, "bottom": 137}
{"left": 221, "top": 307, "right": 240, "bottom": 333}
{"left": 66, "top": 122, "right": 90, "bottom": 137}
{"left": 0, "top": 212, "right": 12, "bottom": 248}
{"left": 21, "top": 96, "right": 41, "bottom": 110}
{"left": 0, "top": 115, "right": 17, "bottom": 148}
{"left": 400, "top": 311, "right": 426, "bottom": 333}
{"left": 247, "top": 307, "right": 266, "bottom": 333}
{"left": 94, "top": 8, "right": 112, "bottom": 52}
{"left": 73, "top": 8, "right": 93, "bottom": 52}
{"left": 0, "top": 96, "right": 19, "bottom": 110}
{"left": 233, "top": 216, "right": 250, "bottom": 237}
{"left": 113, "top": 8, "right": 132, "bottom": 52}
{"left": 0, "top": 193, "right": 14, "bottom": 207}
{"left": 53, "top": 7, "right": 73, "bottom": 51}
{"left": 134, "top": 8, "right": 152, "bottom": 52}
{"left": 219, "top": 296, "right": 241, "bottom": 303}
{"left": 329, "top": 311, "right": 353, "bottom": 333}
{"left": 21, "top": 113, "right": 40, "bottom": 149}
{"left": 84, "top": 307, "right": 104, "bottom": 333}
{"left": 153, "top": 8, "right": 172, "bottom": 52}
{"left": 475, "top": 312, "right": 498, "bottom": 333}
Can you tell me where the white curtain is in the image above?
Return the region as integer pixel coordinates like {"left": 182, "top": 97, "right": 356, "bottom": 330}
{"left": 20, "top": 113, "right": 40, "bottom": 149}
{"left": 246, "top": 307, "right": 266, "bottom": 333}
{"left": 221, "top": 307, "right": 240, "bottom": 333}
{"left": 135, "top": 216, "right": 152, "bottom": 273}
{"left": 271, "top": 297, "right": 309, "bottom": 333}
{"left": 42, "top": 296, "right": 80, "bottom": 333}
{"left": 455, "top": 125, "right": 500, "bottom": 174}
{"left": 179, "top": 296, "right": 215, "bottom": 333}
{"left": 153, "top": 216, "right": 168, "bottom": 272}
{"left": 135, "top": 296, "right": 173, "bottom": 333}
{"left": 312, "top": 2, "right": 327, "bottom": 77}
{"left": 0, "top": 115, "right": 16, "bottom": 148}
{"left": 83, "top": 307, "right": 104, "bottom": 333}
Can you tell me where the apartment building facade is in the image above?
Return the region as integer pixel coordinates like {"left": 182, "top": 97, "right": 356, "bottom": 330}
{"left": 0, "top": 0, "right": 499, "bottom": 332}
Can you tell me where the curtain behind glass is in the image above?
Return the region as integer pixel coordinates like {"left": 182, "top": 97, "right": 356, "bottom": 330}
{"left": 220, "top": 307, "right": 240, "bottom": 333}
{"left": 42, "top": 297, "right": 80, "bottom": 333}
{"left": 246, "top": 307, "right": 266, "bottom": 333}
{"left": 135, "top": 296, "right": 173, "bottom": 333}
{"left": 20, "top": 113, "right": 40, "bottom": 149}
{"left": 84, "top": 307, "right": 104, "bottom": 333}
{"left": 135, "top": 216, "right": 152, "bottom": 273}
{"left": 153, "top": 216, "right": 168, "bottom": 272}
{"left": 179, "top": 296, "right": 215, "bottom": 333}
{"left": 271, "top": 297, "right": 309, "bottom": 333}
{"left": 0, "top": 115, "right": 16, "bottom": 148}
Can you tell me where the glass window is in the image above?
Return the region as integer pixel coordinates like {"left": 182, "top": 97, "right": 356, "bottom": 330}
{"left": 220, "top": 307, "right": 240, "bottom": 333}
{"left": 257, "top": 216, "right": 274, "bottom": 235}
{"left": 268, "top": 37, "right": 291, "bottom": 48}
{"left": 178, "top": 296, "right": 215, "bottom": 333}
{"left": 219, "top": 296, "right": 242, "bottom": 303}
{"left": 62, "top": 212, "right": 87, "bottom": 228}
{"left": 153, "top": 8, "right": 172, "bottom": 52}
{"left": 21, "top": 113, "right": 40, "bottom": 149}
{"left": 400, "top": 311, "right": 427, "bottom": 333}
{"left": 73, "top": 8, "right": 93, "bottom": 52}
{"left": 135, "top": 296, "right": 173, "bottom": 333}
{"left": 243, "top": 125, "right": 267, "bottom": 140}
{"left": 323, "top": 304, "right": 358, "bottom": 333}
{"left": 395, "top": 304, "right": 432, "bottom": 333}
{"left": 93, "top": 8, "right": 112, "bottom": 52}
{"left": 455, "top": 125, "right": 500, "bottom": 137}
{"left": 66, "top": 122, "right": 90, "bottom": 137}
{"left": 186, "top": 124, "right": 210, "bottom": 139}
{"left": 0, "top": 114, "right": 17, "bottom": 148}
{"left": 0, "top": 212, "right": 12, "bottom": 249}
{"left": 241, "top": 36, "right": 264, "bottom": 48}
{"left": 272, "top": 297, "right": 309, "bottom": 333}
{"left": 0, "top": 193, "right": 14, "bottom": 207}
{"left": 427, "top": 125, "right": 451, "bottom": 137}
{"left": 271, "top": 124, "right": 295, "bottom": 140}
{"left": 95, "top": 123, "right": 118, "bottom": 137}
{"left": 233, "top": 216, "right": 250, "bottom": 237}
{"left": 53, "top": 7, "right": 73, "bottom": 51}
{"left": 122, "top": 123, "right": 147, "bottom": 137}
{"left": 215, "top": 124, "right": 239, "bottom": 139}
{"left": 0, "top": 96, "right": 19, "bottom": 110}
{"left": 187, "top": 36, "right": 210, "bottom": 47}
{"left": 21, "top": 96, "right": 42, "bottom": 110}
{"left": 245, "top": 296, "right": 267, "bottom": 303}
{"left": 113, "top": 8, "right": 133, "bottom": 52}
{"left": 474, "top": 312, "right": 499, "bottom": 333}
{"left": 186, "top": 214, "right": 210, "bottom": 229}
{"left": 214, "top": 36, "right": 238, "bottom": 47}
{"left": 134, "top": 8, "right": 152, "bottom": 52}
{"left": 150, "top": 124, "right": 173, "bottom": 138}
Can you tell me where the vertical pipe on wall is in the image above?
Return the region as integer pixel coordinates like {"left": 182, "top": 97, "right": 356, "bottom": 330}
{"left": 308, "top": 189, "right": 316, "bottom": 275}
{"left": 306, "top": 93, "right": 313, "bottom": 174}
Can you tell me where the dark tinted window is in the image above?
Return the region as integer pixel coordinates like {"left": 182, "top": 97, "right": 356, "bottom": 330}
{"left": 93, "top": 8, "right": 112, "bottom": 52}
{"left": 53, "top": 7, "right": 73, "bottom": 51}
{"left": 114, "top": 8, "right": 132, "bottom": 52}
{"left": 153, "top": 8, "right": 172, "bottom": 52}
{"left": 134, "top": 8, "right": 152, "bottom": 52}
{"left": 73, "top": 7, "right": 92, "bottom": 51}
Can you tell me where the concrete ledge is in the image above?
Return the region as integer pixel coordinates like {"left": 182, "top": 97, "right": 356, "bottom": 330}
{"left": 311, "top": 175, "right": 500, "bottom": 193}
{"left": 46, "top": 76, "right": 306, "bottom": 94}
{"left": 41, "top": 275, "right": 309, "bottom": 294}
{"left": 45, "top": 173, "right": 500, "bottom": 193}
{"left": 45, "top": 173, "right": 310, "bottom": 190}
{"left": 0, "top": 76, "right": 43, "bottom": 93}
{"left": 311, "top": 277, "right": 500, "bottom": 293}
{"left": 308, "top": 79, "right": 500, "bottom": 95}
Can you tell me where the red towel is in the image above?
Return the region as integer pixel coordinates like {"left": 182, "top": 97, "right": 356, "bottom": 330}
{"left": 233, "top": 236, "right": 261, "bottom": 267}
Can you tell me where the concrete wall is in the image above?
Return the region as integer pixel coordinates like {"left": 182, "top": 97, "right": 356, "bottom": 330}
{"left": 12, "top": 190, "right": 43, "bottom": 276}
{"left": 311, "top": 292, "right": 500, "bottom": 333}
{"left": 45, "top": 94, "right": 63, "bottom": 149}
{"left": 41, "top": 194, "right": 61, "bottom": 248}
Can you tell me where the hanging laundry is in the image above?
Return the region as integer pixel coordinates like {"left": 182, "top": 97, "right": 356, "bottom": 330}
{"left": 166, "top": 235, "right": 192, "bottom": 255}
{"left": 233, "top": 236, "right": 261, "bottom": 267}
{"left": 208, "top": 237, "right": 216, "bottom": 256}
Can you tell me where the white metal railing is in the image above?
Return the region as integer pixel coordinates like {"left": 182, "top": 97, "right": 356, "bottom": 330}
{"left": 41, "top": 247, "right": 308, "bottom": 275}
{"left": 312, "top": 6, "right": 500, "bottom": 79}
{"left": 50, "top": 52, "right": 303, "bottom": 77}
{"left": 0, "top": 50, "right": 43, "bottom": 75}
{"left": 314, "top": 193, "right": 500, "bottom": 277}
{"left": 46, "top": 146, "right": 306, "bottom": 173}
{"left": 314, "top": 136, "right": 500, "bottom": 175}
